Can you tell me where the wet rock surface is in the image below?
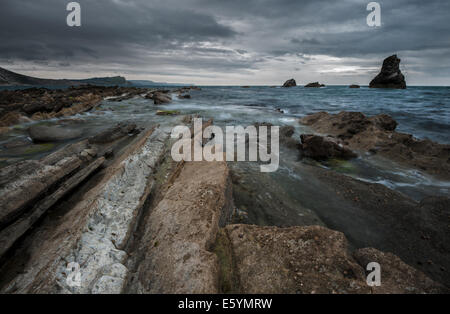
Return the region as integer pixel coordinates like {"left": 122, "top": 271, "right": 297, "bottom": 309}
{"left": 300, "top": 134, "right": 357, "bottom": 160}
{"left": 0, "top": 85, "right": 168, "bottom": 130}
{"left": 28, "top": 124, "right": 84, "bottom": 143}
{"left": 369, "top": 55, "right": 406, "bottom": 89}
{"left": 146, "top": 91, "right": 172, "bottom": 105}
{"left": 300, "top": 111, "right": 450, "bottom": 179}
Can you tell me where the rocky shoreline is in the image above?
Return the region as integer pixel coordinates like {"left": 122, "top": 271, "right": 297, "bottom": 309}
{"left": 0, "top": 85, "right": 199, "bottom": 134}
{"left": 300, "top": 111, "right": 450, "bottom": 180}
{"left": 0, "top": 84, "right": 448, "bottom": 293}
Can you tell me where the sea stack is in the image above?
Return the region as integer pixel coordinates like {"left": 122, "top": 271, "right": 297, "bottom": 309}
{"left": 369, "top": 55, "right": 406, "bottom": 89}
{"left": 282, "top": 79, "right": 297, "bottom": 87}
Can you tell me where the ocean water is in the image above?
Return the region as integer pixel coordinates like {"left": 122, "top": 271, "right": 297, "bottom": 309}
{"left": 170, "top": 85, "right": 450, "bottom": 144}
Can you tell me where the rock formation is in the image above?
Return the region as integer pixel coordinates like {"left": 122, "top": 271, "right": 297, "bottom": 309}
{"left": 349, "top": 84, "right": 360, "bottom": 88}
{"left": 369, "top": 55, "right": 406, "bottom": 89}
{"left": 0, "top": 115, "right": 448, "bottom": 294}
{"left": 222, "top": 224, "right": 446, "bottom": 293}
{"left": 282, "top": 79, "right": 297, "bottom": 88}
{"left": 146, "top": 91, "right": 172, "bottom": 104}
{"left": 300, "top": 134, "right": 357, "bottom": 160}
{"left": 300, "top": 111, "right": 449, "bottom": 179}
{"left": 305, "top": 82, "right": 325, "bottom": 88}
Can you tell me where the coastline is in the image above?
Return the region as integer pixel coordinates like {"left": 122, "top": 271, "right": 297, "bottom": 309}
{"left": 0, "top": 84, "right": 449, "bottom": 293}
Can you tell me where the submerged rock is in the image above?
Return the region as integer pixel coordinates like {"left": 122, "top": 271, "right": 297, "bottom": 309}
{"left": 369, "top": 55, "right": 406, "bottom": 89}
{"left": 282, "top": 79, "right": 297, "bottom": 88}
{"left": 28, "top": 124, "right": 83, "bottom": 143}
{"left": 156, "top": 110, "right": 180, "bottom": 116}
{"left": 300, "top": 134, "right": 357, "bottom": 160}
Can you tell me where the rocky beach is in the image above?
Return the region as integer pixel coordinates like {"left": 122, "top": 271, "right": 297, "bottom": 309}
{"left": 0, "top": 58, "right": 448, "bottom": 294}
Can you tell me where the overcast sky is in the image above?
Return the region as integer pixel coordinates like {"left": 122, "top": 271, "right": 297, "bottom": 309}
{"left": 1, "top": 0, "right": 449, "bottom": 85}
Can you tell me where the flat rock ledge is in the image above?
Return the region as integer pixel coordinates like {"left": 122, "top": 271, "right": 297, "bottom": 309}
{"left": 130, "top": 159, "right": 234, "bottom": 293}
{"left": 300, "top": 111, "right": 450, "bottom": 180}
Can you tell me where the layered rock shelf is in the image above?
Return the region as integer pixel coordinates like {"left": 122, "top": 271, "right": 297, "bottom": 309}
{"left": 0, "top": 115, "right": 447, "bottom": 294}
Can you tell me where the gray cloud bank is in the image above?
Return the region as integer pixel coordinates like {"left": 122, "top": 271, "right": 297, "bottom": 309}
{"left": 1, "top": 0, "right": 449, "bottom": 85}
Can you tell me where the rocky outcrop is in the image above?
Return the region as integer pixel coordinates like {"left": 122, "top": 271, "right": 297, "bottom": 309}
{"left": 282, "top": 79, "right": 297, "bottom": 88}
{"left": 129, "top": 159, "right": 234, "bottom": 293}
{"left": 300, "top": 111, "right": 450, "bottom": 179}
{"left": 300, "top": 134, "right": 357, "bottom": 160}
{"left": 0, "top": 115, "right": 447, "bottom": 294}
{"left": 146, "top": 91, "right": 172, "bottom": 105}
{"left": 349, "top": 84, "right": 360, "bottom": 88}
{"left": 0, "top": 126, "right": 170, "bottom": 293}
{"left": 0, "top": 86, "right": 129, "bottom": 128}
{"left": 369, "top": 55, "right": 406, "bottom": 89}
{"left": 0, "top": 122, "right": 144, "bottom": 262}
{"left": 222, "top": 224, "right": 446, "bottom": 293}
{"left": 305, "top": 82, "right": 325, "bottom": 88}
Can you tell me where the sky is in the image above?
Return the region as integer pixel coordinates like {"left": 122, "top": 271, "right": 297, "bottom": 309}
{"left": 1, "top": 0, "right": 449, "bottom": 85}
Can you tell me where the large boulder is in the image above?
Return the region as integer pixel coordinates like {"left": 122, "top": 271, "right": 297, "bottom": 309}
{"left": 369, "top": 55, "right": 406, "bottom": 89}
{"left": 282, "top": 79, "right": 297, "bottom": 88}
{"left": 300, "top": 134, "right": 357, "bottom": 160}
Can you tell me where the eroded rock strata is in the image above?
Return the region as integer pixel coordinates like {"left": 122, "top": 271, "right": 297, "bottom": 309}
{"left": 300, "top": 111, "right": 450, "bottom": 179}
{"left": 0, "top": 115, "right": 447, "bottom": 294}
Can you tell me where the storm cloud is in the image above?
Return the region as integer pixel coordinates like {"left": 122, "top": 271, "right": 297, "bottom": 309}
{"left": 1, "top": 0, "right": 449, "bottom": 85}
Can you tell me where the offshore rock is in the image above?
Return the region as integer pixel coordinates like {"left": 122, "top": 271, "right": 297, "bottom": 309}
{"left": 369, "top": 55, "right": 406, "bottom": 89}
{"left": 282, "top": 79, "right": 297, "bottom": 88}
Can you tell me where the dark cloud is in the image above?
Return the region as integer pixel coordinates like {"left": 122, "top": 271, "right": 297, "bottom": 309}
{"left": 0, "top": 0, "right": 449, "bottom": 85}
